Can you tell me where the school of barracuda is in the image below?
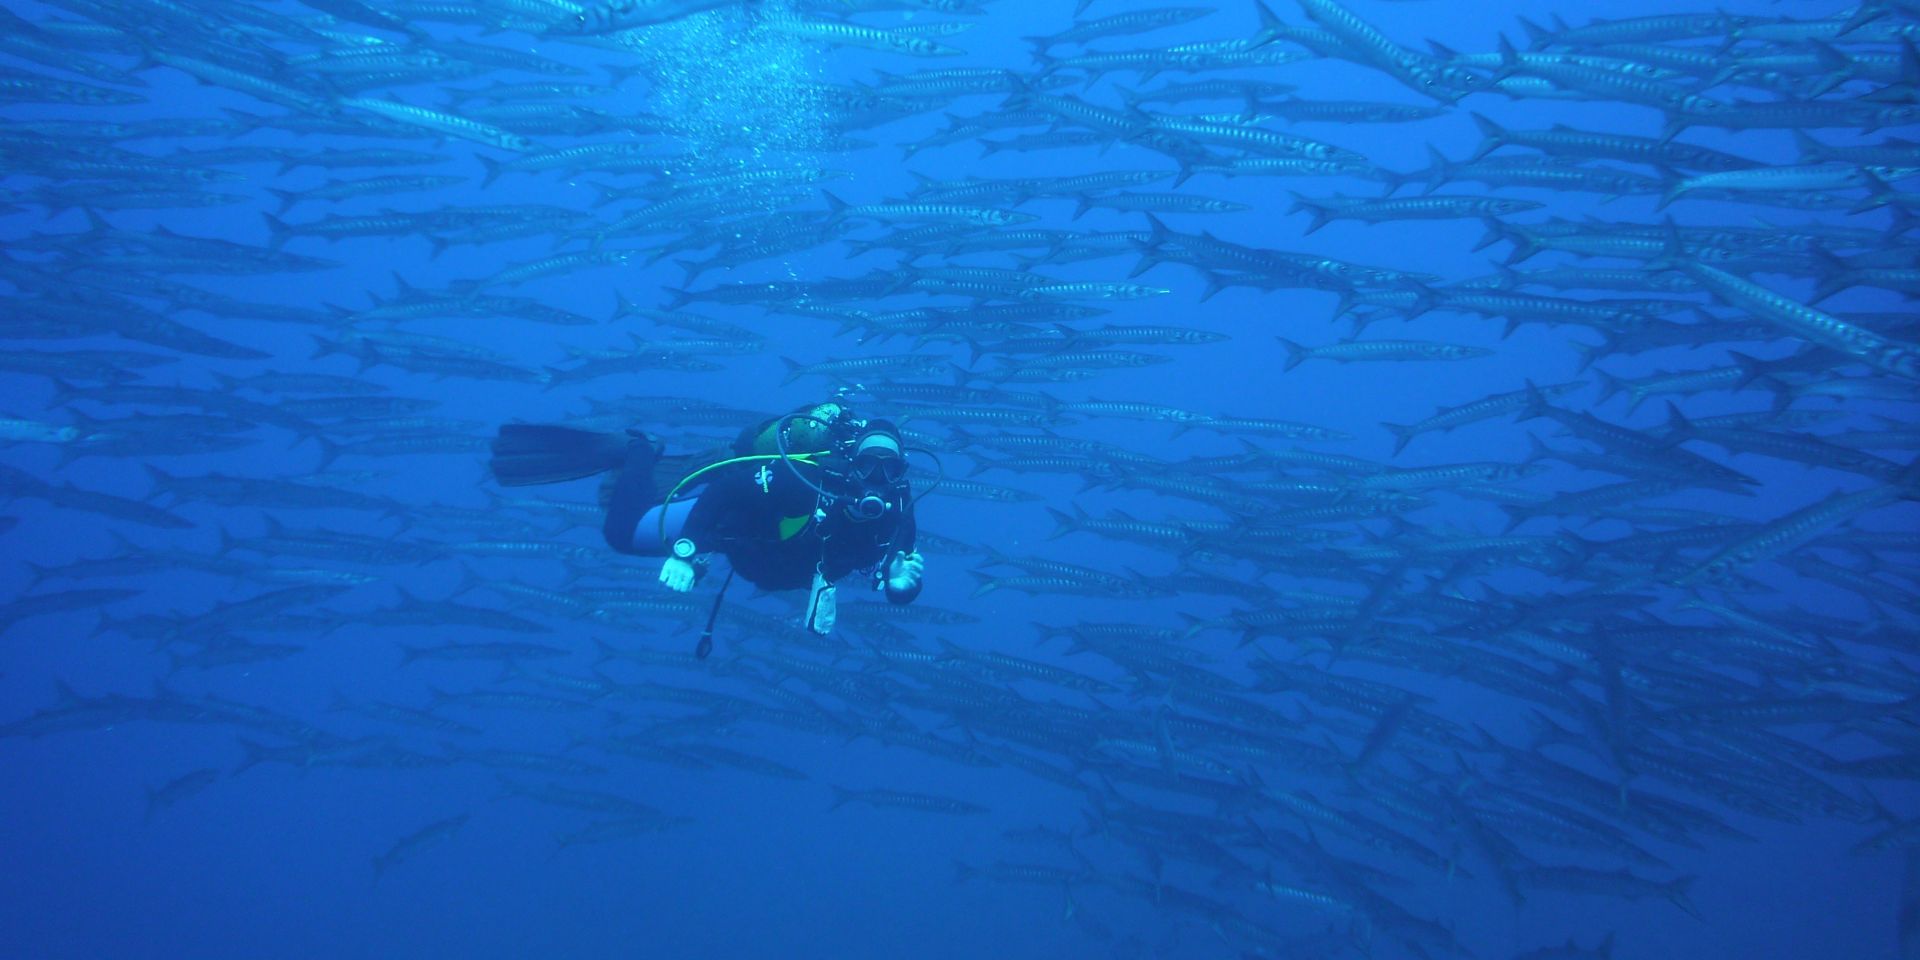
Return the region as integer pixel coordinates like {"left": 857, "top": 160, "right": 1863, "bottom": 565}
{"left": 2, "top": 0, "right": 1919, "bottom": 956}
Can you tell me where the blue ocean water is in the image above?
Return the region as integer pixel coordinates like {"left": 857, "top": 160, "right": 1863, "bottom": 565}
{"left": 1, "top": 1, "right": 1917, "bottom": 958}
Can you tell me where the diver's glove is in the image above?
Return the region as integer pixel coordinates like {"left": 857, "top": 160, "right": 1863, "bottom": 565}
{"left": 659, "top": 556, "right": 696, "bottom": 593}
{"left": 885, "top": 551, "right": 925, "bottom": 593}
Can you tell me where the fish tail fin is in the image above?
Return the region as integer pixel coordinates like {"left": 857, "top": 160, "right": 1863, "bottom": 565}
{"left": 1289, "top": 191, "right": 1331, "bottom": 235}
{"left": 1666, "top": 876, "right": 1702, "bottom": 921}
{"left": 1001, "top": 72, "right": 1033, "bottom": 109}
{"left": 232, "top": 738, "right": 275, "bottom": 776}
{"left": 1591, "top": 369, "right": 1626, "bottom": 407}
{"left": 266, "top": 188, "right": 299, "bottom": 216}
{"left": 1196, "top": 271, "right": 1229, "bottom": 303}
{"left": 1376, "top": 164, "right": 1409, "bottom": 196}
{"left": 1139, "top": 212, "right": 1172, "bottom": 254}
{"left": 476, "top": 154, "right": 503, "bottom": 188}
{"left": 1275, "top": 336, "right": 1309, "bottom": 372}
{"left": 610, "top": 290, "right": 642, "bottom": 321}
{"left": 1044, "top": 506, "right": 1077, "bottom": 539}
{"left": 1498, "top": 504, "right": 1532, "bottom": 534}
{"left": 1657, "top": 112, "right": 1687, "bottom": 145}
{"left": 1251, "top": 0, "right": 1282, "bottom": 45}
{"left": 967, "top": 570, "right": 997, "bottom": 598}
{"left": 1805, "top": 42, "right": 1854, "bottom": 98}
{"left": 820, "top": 190, "right": 848, "bottom": 220}
{"left": 1421, "top": 144, "right": 1452, "bottom": 194}
{"left": 260, "top": 212, "right": 293, "bottom": 251}
{"left": 1460, "top": 218, "right": 1502, "bottom": 256}
{"left": 1379, "top": 421, "right": 1416, "bottom": 456}
{"left": 1723, "top": 350, "right": 1774, "bottom": 391}
{"left": 312, "top": 436, "right": 344, "bottom": 472}
{"left": 1518, "top": 379, "right": 1551, "bottom": 422}
{"left": 1516, "top": 15, "right": 1555, "bottom": 48}
{"left": 46, "top": 377, "right": 84, "bottom": 405}
{"left": 1893, "top": 457, "right": 1920, "bottom": 496}
{"left": 1466, "top": 111, "right": 1505, "bottom": 161}
{"left": 1522, "top": 433, "right": 1558, "bottom": 469}
{"left": 1790, "top": 129, "right": 1827, "bottom": 162}
{"left": 1850, "top": 168, "right": 1895, "bottom": 216}
{"left": 1647, "top": 216, "right": 1686, "bottom": 272}
{"left": 1662, "top": 401, "right": 1697, "bottom": 440}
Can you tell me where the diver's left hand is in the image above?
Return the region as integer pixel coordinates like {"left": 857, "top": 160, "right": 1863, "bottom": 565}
{"left": 659, "top": 556, "right": 696, "bottom": 593}
{"left": 885, "top": 551, "right": 924, "bottom": 592}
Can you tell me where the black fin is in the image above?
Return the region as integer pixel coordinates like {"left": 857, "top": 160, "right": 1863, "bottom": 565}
{"left": 488, "top": 424, "right": 628, "bottom": 487}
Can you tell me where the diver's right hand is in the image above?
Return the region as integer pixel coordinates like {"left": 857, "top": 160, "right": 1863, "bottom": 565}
{"left": 659, "top": 556, "right": 696, "bottom": 593}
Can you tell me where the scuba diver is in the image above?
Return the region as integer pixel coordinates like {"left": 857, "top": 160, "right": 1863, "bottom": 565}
{"left": 488, "top": 400, "right": 927, "bottom": 654}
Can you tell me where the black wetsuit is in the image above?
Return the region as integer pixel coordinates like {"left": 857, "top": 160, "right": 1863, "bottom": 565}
{"left": 679, "top": 460, "right": 918, "bottom": 597}
{"left": 603, "top": 437, "right": 919, "bottom": 601}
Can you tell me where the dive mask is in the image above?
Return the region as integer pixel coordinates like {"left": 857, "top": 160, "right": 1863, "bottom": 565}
{"left": 853, "top": 453, "right": 908, "bottom": 485}
{"left": 844, "top": 453, "right": 903, "bottom": 522}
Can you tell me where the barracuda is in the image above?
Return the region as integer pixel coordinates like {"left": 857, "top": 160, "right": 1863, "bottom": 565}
{"left": 1653, "top": 226, "right": 1920, "bottom": 380}
{"left": 1004, "top": 80, "right": 1144, "bottom": 136}
{"left": 1669, "top": 98, "right": 1920, "bottom": 138}
{"left": 1377, "top": 381, "right": 1576, "bottom": 456}
{"left": 1027, "top": 7, "right": 1213, "bottom": 51}
{"left": 1675, "top": 468, "right": 1920, "bottom": 586}
{"left": 1521, "top": 12, "right": 1745, "bottom": 47}
{"left": 1277, "top": 337, "right": 1492, "bottom": 370}
{"left": 1663, "top": 162, "right": 1886, "bottom": 208}
{"left": 1596, "top": 365, "right": 1750, "bottom": 411}
{"left": 1034, "top": 48, "right": 1215, "bottom": 81}
{"left": 543, "top": 0, "right": 724, "bottom": 35}
{"left": 821, "top": 190, "right": 1033, "bottom": 226}
{"left": 1414, "top": 149, "right": 1666, "bottom": 197}
{"left": 764, "top": 16, "right": 965, "bottom": 57}
{"left": 1295, "top": 0, "right": 1483, "bottom": 101}
{"left": 145, "top": 51, "right": 335, "bottom": 115}
{"left": 1292, "top": 193, "right": 1541, "bottom": 234}
{"left": 1524, "top": 48, "right": 1722, "bottom": 103}
{"left": 1148, "top": 113, "right": 1356, "bottom": 161}
{"left": 337, "top": 97, "right": 537, "bottom": 151}
{"left": 1467, "top": 112, "right": 1757, "bottom": 169}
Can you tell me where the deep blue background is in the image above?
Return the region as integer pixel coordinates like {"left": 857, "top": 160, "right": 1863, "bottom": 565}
{"left": 1, "top": 1, "right": 1916, "bottom": 958}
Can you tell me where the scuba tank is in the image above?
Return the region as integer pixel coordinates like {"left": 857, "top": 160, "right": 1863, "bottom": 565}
{"left": 734, "top": 401, "right": 846, "bottom": 458}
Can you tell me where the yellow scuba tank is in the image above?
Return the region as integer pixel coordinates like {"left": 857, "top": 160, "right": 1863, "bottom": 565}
{"left": 736, "top": 401, "right": 844, "bottom": 456}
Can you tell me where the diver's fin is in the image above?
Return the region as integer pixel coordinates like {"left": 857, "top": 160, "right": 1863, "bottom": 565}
{"left": 488, "top": 424, "right": 628, "bottom": 487}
